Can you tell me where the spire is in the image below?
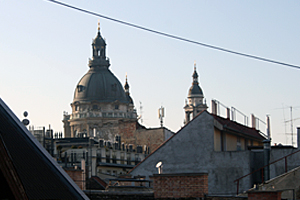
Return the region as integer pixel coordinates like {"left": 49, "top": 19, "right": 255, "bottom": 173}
{"left": 192, "top": 61, "right": 199, "bottom": 85}
{"left": 124, "top": 73, "right": 130, "bottom": 94}
{"left": 124, "top": 74, "right": 134, "bottom": 105}
{"left": 98, "top": 19, "right": 100, "bottom": 32}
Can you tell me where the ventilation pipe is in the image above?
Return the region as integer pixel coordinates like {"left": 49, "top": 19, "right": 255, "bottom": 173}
{"left": 156, "top": 162, "right": 163, "bottom": 174}
{"left": 266, "top": 115, "right": 271, "bottom": 140}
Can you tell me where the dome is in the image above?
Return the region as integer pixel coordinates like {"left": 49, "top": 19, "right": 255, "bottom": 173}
{"left": 73, "top": 67, "right": 129, "bottom": 104}
{"left": 188, "top": 84, "right": 203, "bottom": 97}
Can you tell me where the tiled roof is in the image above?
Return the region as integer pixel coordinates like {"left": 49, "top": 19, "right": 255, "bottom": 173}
{"left": 0, "top": 98, "right": 89, "bottom": 200}
{"left": 212, "top": 114, "right": 266, "bottom": 140}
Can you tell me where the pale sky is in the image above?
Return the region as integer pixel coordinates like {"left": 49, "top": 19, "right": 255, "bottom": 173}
{"left": 1, "top": 0, "right": 299, "bottom": 146}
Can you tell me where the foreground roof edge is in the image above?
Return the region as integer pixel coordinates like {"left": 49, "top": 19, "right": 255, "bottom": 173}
{"left": 0, "top": 98, "right": 89, "bottom": 200}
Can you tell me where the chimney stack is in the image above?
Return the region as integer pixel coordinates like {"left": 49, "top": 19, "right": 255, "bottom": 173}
{"left": 211, "top": 100, "right": 217, "bottom": 115}
{"left": 227, "top": 107, "right": 230, "bottom": 119}
{"left": 251, "top": 114, "right": 256, "bottom": 129}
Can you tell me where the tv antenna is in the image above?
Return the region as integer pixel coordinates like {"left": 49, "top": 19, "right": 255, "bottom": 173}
{"left": 276, "top": 105, "right": 300, "bottom": 145}
{"left": 139, "top": 101, "right": 143, "bottom": 123}
{"left": 283, "top": 106, "right": 300, "bottom": 146}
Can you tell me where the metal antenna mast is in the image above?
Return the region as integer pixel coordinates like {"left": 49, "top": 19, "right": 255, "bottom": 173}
{"left": 158, "top": 106, "right": 165, "bottom": 128}
{"left": 139, "top": 101, "right": 143, "bottom": 123}
{"left": 290, "top": 106, "right": 294, "bottom": 146}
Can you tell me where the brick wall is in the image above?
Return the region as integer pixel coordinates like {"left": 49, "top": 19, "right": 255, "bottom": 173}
{"left": 119, "top": 121, "right": 166, "bottom": 153}
{"left": 248, "top": 191, "right": 282, "bottom": 200}
{"left": 65, "top": 169, "right": 85, "bottom": 190}
{"left": 150, "top": 173, "right": 208, "bottom": 198}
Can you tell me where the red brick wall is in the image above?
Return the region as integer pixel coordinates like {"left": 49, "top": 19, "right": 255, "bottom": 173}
{"left": 248, "top": 191, "right": 281, "bottom": 200}
{"left": 65, "top": 169, "right": 84, "bottom": 190}
{"left": 119, "top": 121, "right": 166, "bottom": 153}
{"left": 150, "top": 173, "right": 208, "bottom": 198}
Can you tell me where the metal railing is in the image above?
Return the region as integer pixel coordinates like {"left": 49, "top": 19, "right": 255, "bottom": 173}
{"left": 234, "top": 148, "right": 300, "bottom": 195}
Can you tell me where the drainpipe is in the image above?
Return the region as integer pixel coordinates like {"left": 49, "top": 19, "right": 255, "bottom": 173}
{"left": 263, "top": 139, "right": 271, "bottom": 181}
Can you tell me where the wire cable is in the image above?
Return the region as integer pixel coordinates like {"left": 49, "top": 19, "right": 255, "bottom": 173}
{"left": 46, "top": 0, "right": 300, "bottom": 70}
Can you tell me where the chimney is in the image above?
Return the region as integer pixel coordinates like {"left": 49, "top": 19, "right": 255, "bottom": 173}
{"left": 226, "top": 107, "right": 230, "bottom": 119}
{"left": 211, "top": 100, "right": 217, "bottom": 115}
{"left": 266, "top": 115, "right": 271, "bottom": 140}
{"left": 251, "top": 114, "right": 256, "bottom": 129}
{"left": 263, "top": 139, "right": 271, "bottom": 181}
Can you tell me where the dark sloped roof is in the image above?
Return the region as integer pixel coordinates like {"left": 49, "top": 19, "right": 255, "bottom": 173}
{"left": 73, "top": 67, "right": 129, "bottom": 104}
{"left": 188, "top": 84, "right": 203, "bottom": 96}
{"left": 212, "top": 114, "right": 266, "bottom": 140}
{"left": 0, "top": 98, "right": 89, "bottom": 200}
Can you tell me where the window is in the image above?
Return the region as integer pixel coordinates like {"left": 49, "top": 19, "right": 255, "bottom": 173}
{"left": 237, "top": 137, "right": 241, "bottom": 151}
{"left": 112, "top": 152, "right": 117, "bottom": 164}
{"left": 120, "top": 152, "right": 124, "bottom": 164}
{"left": 221, "top": 132, "right": 226, "bottom": 151}
{"left": 77, "top": 85, "right": 84, "bottom": 92}
{"left": 75, "top": 105, "right": 79, "bottom": 111}
{"left": 97, "top": 150, "right": 101, "bottom": 162}
{"left": 106, "top": 150, "right": 110, "bottom": 163}
{"left": 92, "top": 105, "right": 98, "bottom": 110}
{"left": 127, "top": 155, "right": 131, "bottom": 165}
{"left": 135, "top": 154, "right": 140, "bottom": 165}
{"left": 115, "top": 104, "right": 119, "bottom": 110}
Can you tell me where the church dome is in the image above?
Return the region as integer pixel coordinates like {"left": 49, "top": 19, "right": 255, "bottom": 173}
{"left": 73, "top": 67, "right": 129, "bottom": 103}
{"left": 188, "top": 85, "right": 203, "bottom": 97}
{"left": 72, "top": 23, "right": 129, "bottom": 104}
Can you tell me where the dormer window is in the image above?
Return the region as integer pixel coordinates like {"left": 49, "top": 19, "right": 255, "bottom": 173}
{"left": 115, "top": 104, "right": 119, "bottom": 110}
{"left": 77, "top": 85, "right": 85, "bottom": 92}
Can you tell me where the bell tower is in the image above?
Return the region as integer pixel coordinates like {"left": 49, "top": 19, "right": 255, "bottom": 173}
{"left": 184, "top": 62, "right": 207, "bottom": 124}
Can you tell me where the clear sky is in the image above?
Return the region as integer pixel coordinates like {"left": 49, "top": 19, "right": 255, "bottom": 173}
{"left": 1, "top": 0, "right": 299, "bottom": 146}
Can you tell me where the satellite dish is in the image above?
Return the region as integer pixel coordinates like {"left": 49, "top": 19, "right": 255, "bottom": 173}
{"left": 22, "top": 119, "right": 30, "bottom": 126}
{"left": 156, "top": 161, "right": 162, "bottom": 168}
